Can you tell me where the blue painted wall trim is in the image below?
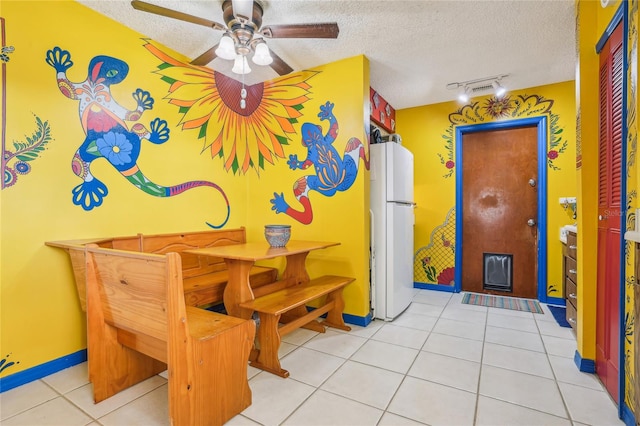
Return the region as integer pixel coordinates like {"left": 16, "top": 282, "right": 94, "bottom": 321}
{"left": 574, "top": 349, "right": 596, "bottom": 373}
{"left": 344, "top": 312, "right": 371, "bottom": 327}
{"left": 1, "top": 311, "right": 373, "bottom": 394}
{"left": 453, "top": 117, "right": 548, "bottom": 302}
{"left": 622, "top": 403, "right": 636, "bottom": 426}
{"left": 0, "top": 349, "right": 87, "bottom": 393}
{"left": 304, "top": 307, "right": 370, "bottom": 328}
{"left": 414, "top": 282, "right": 455, "bottom": 292}
{"left": 596, "top": 2, "right": 625, "bottom": 54}
{"left": 545, "top": 296, "right": 566, "bottom": 307}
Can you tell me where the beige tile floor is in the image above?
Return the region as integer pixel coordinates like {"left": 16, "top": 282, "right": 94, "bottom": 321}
{"left": 0, "top": 289, "right": 624, "bottom": 425}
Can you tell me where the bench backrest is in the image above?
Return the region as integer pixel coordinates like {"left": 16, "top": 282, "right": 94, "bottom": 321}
{"left": 141, "top": 228, "right": 247, "bottom": 279}
{"left": 51, "top": 228, "right": 250, "bottom": 312}
{"left": 85, "top": 246, "right": 183, "bottom": 343}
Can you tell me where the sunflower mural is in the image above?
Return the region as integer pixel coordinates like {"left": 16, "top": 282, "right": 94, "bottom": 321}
{"left": 143, "top": 41, "right": 316, "bottom": 176}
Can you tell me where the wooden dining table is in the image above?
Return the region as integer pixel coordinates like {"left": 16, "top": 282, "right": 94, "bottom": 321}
{"left": 183, "top": 240, "right": 340, "bottom": 320}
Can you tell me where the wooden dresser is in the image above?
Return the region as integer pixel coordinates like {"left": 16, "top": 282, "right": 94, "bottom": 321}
{"left": 564, "top": 230, "right": 578, "bottom": 332}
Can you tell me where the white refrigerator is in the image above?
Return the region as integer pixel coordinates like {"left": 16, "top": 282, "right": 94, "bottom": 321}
{"left": 370, "top": 142, "right": 415, "bottom": 321}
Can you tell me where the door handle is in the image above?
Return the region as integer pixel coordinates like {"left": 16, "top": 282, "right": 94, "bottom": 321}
{"left": 528, "top": 178, "right": 537, "bottom": 187}
{"left": 527, "top": 219, "right": 536, "bottom": 227}
{"left": 599, "top": 215, "right": 607, "bottom": 220}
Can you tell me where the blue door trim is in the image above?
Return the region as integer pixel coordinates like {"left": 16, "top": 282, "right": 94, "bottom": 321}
{"left": 453, "top": 117, "right": 549, "bottom": 302}
{"left": 618, "top": 0, "right": 629, "bottom": 417}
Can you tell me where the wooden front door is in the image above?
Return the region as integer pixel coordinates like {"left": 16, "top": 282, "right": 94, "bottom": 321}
{"left": 462, "top": 126, "right": 538, "bottom": 299}
{"left": 596, "top": 21, "right": 623, "bottom": 403}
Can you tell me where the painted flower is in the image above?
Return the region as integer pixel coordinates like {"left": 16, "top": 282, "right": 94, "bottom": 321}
{"left": 446, "top": 160, "right": 455, "bottom": 169}
{"left": 437, "top": 267, "right": 455, "bottom": 285}
{"left": 15, "top": 161, "right": 30, "bottom": 174}
{"left": 97, "top": 131, "right": 133, "bottom": 166}
{"left": 144, "top": 41, "right": 316, "bottom": 175}
{"left": 547, "top": 150, "right": 559, "bottom": 160}
{"left": 422, "top": 256, "right": 431, "bottom": 265}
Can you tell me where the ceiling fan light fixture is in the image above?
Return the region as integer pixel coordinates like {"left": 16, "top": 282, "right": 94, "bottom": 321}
{"left": 232, "top": 54, "right": 252, "bottom": 74}
{"left": 252, "top": 40, "right": 273, "bottom": 66}
{"left": 215, "top": 34, "right": 236, "bottom": 60}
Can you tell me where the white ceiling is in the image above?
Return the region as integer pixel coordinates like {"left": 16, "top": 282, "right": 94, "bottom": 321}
{"left": 76, "top": 0, "right": 576, "bottom": 110}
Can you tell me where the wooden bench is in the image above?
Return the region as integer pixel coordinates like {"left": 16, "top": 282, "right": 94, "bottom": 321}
{"left": 85, "top": 245, "right": 255, "bottom": 425}
{"left": 239, "top": 274, "right": 354, "bottom": 378}
{"left": 46, "top": 228, "right": 278, "bottom": 311}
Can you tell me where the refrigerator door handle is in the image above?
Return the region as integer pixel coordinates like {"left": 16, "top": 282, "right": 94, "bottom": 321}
{"left": 369, "top": 209, "right": 376, "bottom": 315}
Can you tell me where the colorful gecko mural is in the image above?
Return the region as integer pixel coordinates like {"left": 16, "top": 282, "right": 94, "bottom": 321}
{"left": 270, "top": 101, "right": 370, "bottom": 224}
{"left": 45, "top": 47, "right": 230, "bottom": 228}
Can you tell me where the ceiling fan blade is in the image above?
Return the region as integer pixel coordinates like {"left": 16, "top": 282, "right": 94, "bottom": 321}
{"left": 190, "top": 45, "right": 218, "bottom": 66}
{"left": 260, "top": 23, "right": 339, "bottom": 39}
{"left": 131, "top": 0, "right": 225, "bottom": 30}
{"left": 268, "top": 50, "right": 294, "bottom": 76}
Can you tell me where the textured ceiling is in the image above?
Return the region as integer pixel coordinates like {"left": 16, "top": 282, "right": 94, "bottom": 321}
{"left": 76, "top": 0, "right": 576, "bottom": 110}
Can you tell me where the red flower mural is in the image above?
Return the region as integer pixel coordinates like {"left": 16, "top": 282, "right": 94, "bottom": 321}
{"left": 437, "top": 267, "right": 455, "bottom": 285}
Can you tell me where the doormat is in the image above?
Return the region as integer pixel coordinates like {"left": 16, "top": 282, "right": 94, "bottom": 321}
{"left": 547, "top": 305, "right": 571, "bottom": 328}
{"left": 462, "top": 292, "right": 544, "bottom": 314}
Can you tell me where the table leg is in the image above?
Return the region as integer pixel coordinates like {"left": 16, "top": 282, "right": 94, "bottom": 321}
{"left": 281, "top": 252, "right": 310, "bottom": 284}
{"left": 279, "top": 251, "right": 329, "bottom": 332}
{"left": 223, "top": 258, "right": 256, "bottom": 319}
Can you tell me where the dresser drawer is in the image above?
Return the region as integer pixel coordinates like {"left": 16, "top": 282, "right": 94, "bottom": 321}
{"left": 565, "top": 256, "right": 577, "bottom": 282}
{"left": 566, "top": 298, "right": 577, "bottom": 332}
{"left": 564, "top": 232, "right": 577, "bottom": 259}
{"left": 565, "top": 278, "right": 577, "bottom": 305}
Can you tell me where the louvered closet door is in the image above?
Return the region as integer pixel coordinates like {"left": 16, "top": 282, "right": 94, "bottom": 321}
{"left": 596, "top": 21, "right": 623, "bottom": 403}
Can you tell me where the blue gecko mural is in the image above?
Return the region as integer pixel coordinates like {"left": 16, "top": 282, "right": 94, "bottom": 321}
{"left": 270, "top": 101, "right": 369, "bottom": 224}
{"left": 45, "top": 47, "right": 230, "bottom": 228}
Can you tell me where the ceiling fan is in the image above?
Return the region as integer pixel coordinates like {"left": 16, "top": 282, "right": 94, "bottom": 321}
{"left": 130, "top": 0, "right": 339, "bottom": 76}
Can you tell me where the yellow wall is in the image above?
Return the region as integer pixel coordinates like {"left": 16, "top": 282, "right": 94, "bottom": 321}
{"left": 397, "top": 81, "right": 577, "bottom": 298}
{"left": 1, "top": 1, "right": 370, "bottom": 378}
{"left": 575, "top": 0, "right": 602, "bottom": 365}
{"left": 245, "top": 55, "right": 372, "bottom": 317}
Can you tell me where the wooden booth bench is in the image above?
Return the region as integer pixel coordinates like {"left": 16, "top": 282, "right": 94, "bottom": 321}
{"left": 84, "top": 245, "right": 255, "bottom": 425}
{"left": 183, "top": 241, "right": 355, "bottom": 378}
{"left": 241, "top": 274, "right": 354, "bottom": 377}
{"left": 46, "top": 227, "right": 278, "bottom": 312}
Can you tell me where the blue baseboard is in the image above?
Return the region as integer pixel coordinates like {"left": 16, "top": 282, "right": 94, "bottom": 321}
{"left": 303, "top": 306, "right": 371, "bottom": 328}
{"left": 622, "top": 402, "right": 635, "bottom": 426}
{"left": 0, "top": 349, "right": 87, "bottom": 393}
{"left": 544, "top": 296, "right": 566, "bottom": 306}
{"left": 574, "top": 350, "right": 596, "bottom": 373}
{"left": 343, "top": 311, "right": 371, "bottom": 327}
{"left": 414, "top": 282, "right": 456, "bottom": 292}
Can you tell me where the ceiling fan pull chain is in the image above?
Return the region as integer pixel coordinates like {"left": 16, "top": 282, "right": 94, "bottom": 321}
{"left": 240, "top": 63, "right": 247, "bottom": 109}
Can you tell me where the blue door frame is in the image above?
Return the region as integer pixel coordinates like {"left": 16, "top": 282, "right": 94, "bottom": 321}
{"left": 453, "top": 117, "right": 552, "bottom": 303}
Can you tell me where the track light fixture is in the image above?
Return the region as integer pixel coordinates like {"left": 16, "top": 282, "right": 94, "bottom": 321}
{"left": 458, "top": 86, "right": 471, "bottom": 103}
{"left": 447, "top": 74, "right": 510, "bottom": 102}
{"left": 492, "top": 80, "right": 506, "bottom": 97}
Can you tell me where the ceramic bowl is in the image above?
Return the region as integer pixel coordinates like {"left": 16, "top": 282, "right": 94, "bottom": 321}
{"left": 264, "top": 225, "right": 291, "bottom": 247}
